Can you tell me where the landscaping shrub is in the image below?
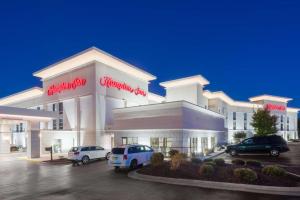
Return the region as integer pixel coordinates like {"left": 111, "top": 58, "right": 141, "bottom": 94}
{"left": 170, "top": 153, "right": 186, "bottom": 170}
{"left": 204, "top": 161, "right": 216, "bottom": 167}
{"left": 150, "top": 153, "right": 164, "bottom": 167}
{"left": 214, "top": 158, "right": 225, "bottom": 166}
{"left": 246, "top": 160, "right": 262, "bottom": 168}
{"left": 203, "top": 158, "right": 213, "bottom": 162}
{"left": 168, "top": 149, "right": 179, "bottom": 157}
{"left": 232, "top": 159, "right": 245, "bottom": 166}
{"left": 262, "top": 165, "right": 286, "bottom": 177}
{"left": 191, "top": 157, "right": 202, "bottom": 164}
{"left": 199, "top": 164, "right": 215, "bottom": 177}
{"left": 233, "top": 168, "right": 258, "bottom": 183}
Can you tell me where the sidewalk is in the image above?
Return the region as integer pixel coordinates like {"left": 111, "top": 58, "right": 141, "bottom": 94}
{"left": 0, "top": 152, "right": 68, "bottom": 162}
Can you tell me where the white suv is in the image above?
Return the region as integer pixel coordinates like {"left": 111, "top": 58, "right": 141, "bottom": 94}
{"left": 68, "top": 146, "right": 111, "bottom": 164}
{"left": 109, "top": 144, "right": 154, "bottom": 170}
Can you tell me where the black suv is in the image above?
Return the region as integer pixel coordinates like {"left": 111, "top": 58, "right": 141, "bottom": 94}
{"left": 226, "top": 135, "right": 289, "bottom": 157}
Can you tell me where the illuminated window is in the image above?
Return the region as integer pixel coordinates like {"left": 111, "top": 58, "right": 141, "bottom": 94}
{"left": 150, "top": 137, "right": 159, "bottom": 148}
{"left": 122, "top": 137, "right": 138, "bottom": 145}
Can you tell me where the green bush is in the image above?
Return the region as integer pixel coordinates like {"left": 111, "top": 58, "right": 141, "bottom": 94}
{"left": 150, "top": 153, "right": 164, "bottom": 167}
{"left": 232, "top": 159, "right": 245, "bottom": 166}
{"left": 214, "top": 158, "right": 225, "bottom": 166}
{"left": 170, "top": 153, "right": 186, "bottom": 170}
{"left": 199, "top": 164, "right": 215, "bottom": 177}
{"left": 191, "top": 158, "right": 202, "bottom": 164}
{"left": 168, "top": 149, "right": 179, "bottom": 157}
{"left": 246, "top": 160, "right": 262, "bottom": 168}
{"left": 203, "top": 158, "right": 213, "bottom": 162}
{"left": 204, "top": 161, "right": 216, "bottom": 167}
{"left": 233, "top": 168, "right": 258, "bottom": 183}
{"left": 262, "top": 165, "right": 286, "bottom": 177}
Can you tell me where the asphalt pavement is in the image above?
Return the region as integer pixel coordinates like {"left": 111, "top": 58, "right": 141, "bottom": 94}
{"left": 0, "top": 153, "right": 299, "bottom": 200}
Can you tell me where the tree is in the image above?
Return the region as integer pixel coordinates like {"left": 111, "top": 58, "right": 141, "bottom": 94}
{"left": 233, "top": 131, "right": 247, "bottom": 143}
{"left": 251, "top": 108, "right": 278, "bottom": 136}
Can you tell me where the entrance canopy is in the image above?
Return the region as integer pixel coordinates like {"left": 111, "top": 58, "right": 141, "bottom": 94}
{"left": 0, "top": 106, "right": 58, "bottom": 157}
{"left": 0, "top": 106, "right": 58, "bottom": 121}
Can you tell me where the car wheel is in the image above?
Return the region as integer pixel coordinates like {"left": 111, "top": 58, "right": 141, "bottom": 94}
{"left": 82, "top": 156, "right": 90, "bottom": 164}
{"left": 130, "top": 159, "right": 138, "bottom": 170}
{"left": 229, "top": 149, "right": 238, "bottom": 156}
{"left": 114, "top": 166, "right": 120, "bottom": 172}
{"left": 105, "top": 152, "right": 111, "bottom": 160}
{"left": 270, "top": 149, "right": 280, "bottom": 157}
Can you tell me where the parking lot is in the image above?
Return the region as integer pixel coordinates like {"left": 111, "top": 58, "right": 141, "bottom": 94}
{"left": 217, "top": 142, "right": 300, "bottom": 174}
{"left": 0, "top": 151, "right": 299, "bottom": 200}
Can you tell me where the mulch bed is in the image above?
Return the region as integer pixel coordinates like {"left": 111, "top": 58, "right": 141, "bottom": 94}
{"left": 138, "top": 161, "right": 300, "bottom": 187}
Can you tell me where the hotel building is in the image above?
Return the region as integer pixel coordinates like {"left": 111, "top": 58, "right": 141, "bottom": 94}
{"left": 0, "top": 47, "right": 298, "bottom": 157}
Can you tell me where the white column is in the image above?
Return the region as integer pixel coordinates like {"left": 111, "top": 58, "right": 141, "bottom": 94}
{"left": 0, "top": 122, "right": 11, "bottom": 154}
{"left": 27, "top": 121, "right": 40, "bottom": 158}
{"left": 75, "top": 97, "right": 81, "bottom": 146}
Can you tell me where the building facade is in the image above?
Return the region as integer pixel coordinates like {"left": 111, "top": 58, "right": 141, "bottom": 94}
{"left": 0, "top": 47, "right": 298, "bottom": 157}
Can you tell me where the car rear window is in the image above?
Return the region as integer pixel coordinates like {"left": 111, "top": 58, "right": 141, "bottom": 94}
{"left": 70, "top": 147, "right": 79, "bottom": 152}
{"left": 112, "top": 148, "right": 125, "bottom": 154}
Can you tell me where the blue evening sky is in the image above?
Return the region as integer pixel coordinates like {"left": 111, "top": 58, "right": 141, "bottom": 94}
{"left": 0, "top": 0, "right": 299, "bottom": 108}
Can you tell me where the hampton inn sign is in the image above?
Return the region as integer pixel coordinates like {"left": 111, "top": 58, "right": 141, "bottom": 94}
{"left": 100, "top": 76, "right": 147, "bottom": 97}
{"left": 0, "top": 47, "right": 298, "bottom": 158}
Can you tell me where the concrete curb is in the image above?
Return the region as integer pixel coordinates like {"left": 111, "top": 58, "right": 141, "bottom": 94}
{"left": 128, "top": 170, "right": 300, "bottom": 196}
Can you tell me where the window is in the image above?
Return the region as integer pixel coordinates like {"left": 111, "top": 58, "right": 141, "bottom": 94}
{"left": 233, "top": 121, "right": 236, "bottom": 130}
{"left": 190, "top": 138, "right": 198, "bottom": 153}
{"left": 59, "top": 118, "right": 63, "bottom": 130}
{"left": 96, "top": 146, "right": 104, "bottom": 150}
{"left": 244, "top": 122, "right": 247, "bottom": 130}
{"left": 281, "top": 115, "right": 283, "bottom": 123}
{"left": 150, "top": 137, "right": 159, "bottom": 148}
{"left": 144, "top": 146, "right": 153, "bottom": 152}
{"left": 287, "top": 124, "right": 289, "bottom": 131}
{"left": 121, "top": 137, "right": 138, "bottom": 145}
{"left": 90, "top": 146, "right": 96, "bottom": 151}
{"left": 52, "top": 104, "right": 56, "bottom": 112}
{"left": 37, "top": 106, "right": 40, "bottom": 110}
{"left": 243, "top": 138, "right": 254, "bottom": 145}
{"left": 20, "top": 123, "right": 23, "bottom": 132}
{"left": 244, "top": 113, "right": 247, "bottom": 121}
{"left": 59, "top": 102, "right": 63, "bottom": 114}
{"left": 233, "top": 112, "right": 236, "bottom": 120}
{"left": 53, "top": 120, "right": 57, "bottom": 130}
{"left": 112, "top": 148, "right": 125, "bottom": 154}
{"left": 201, "top": 137, "right": 208, "bottom": 153}
{"left": 287, "top": 117, "right": 289, "bottom": 123}
{"left": 281, "top": 123, "right": 283, "bottom": 131}
{"left": 81, "top": 147, "right": 90, "bottom": 151}
{"left": 16, "top": 125, "right": 19, "bottom": 132}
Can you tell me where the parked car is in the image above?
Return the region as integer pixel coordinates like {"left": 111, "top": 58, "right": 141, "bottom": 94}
{"left": 109, "top": 144, "right": 154, "bottom": 170}
{"left": 68, "top": 146, "right": 111, "bottom": 164}
{"left": 226, "top": 135, "right": 289, "bottom": 157}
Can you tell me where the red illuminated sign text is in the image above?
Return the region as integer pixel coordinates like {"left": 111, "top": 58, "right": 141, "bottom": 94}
{"left": 100, "top": 76, "right": 147, "bottom": 97}
{"left": 265, "top": 103, "right": 286, "bottom": 112}
{"left": 47, "top": 78, "right": 87, "bottom": 96}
